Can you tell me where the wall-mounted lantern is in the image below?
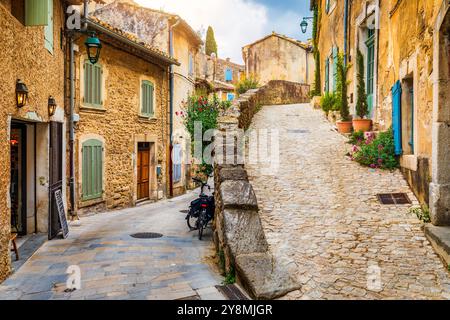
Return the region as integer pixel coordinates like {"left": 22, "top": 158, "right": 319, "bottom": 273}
{"left": 48, "top": 96, "right": 57, "bottom": 117}
{"left": 16, "top": 79, "right": 28, "bottom": 108}
{"left": 300, "top": 17, "right": 314, "bottom": 34}
{"left": 85, "top": 33, "right": 102, "bottom": 64}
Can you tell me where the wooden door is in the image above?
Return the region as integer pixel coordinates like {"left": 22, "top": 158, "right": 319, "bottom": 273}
{"left": 137, "top": 143, "right": 150, "bottom": 200}
{"left": 49, "top": 122, "right": 63, "bottom": 239}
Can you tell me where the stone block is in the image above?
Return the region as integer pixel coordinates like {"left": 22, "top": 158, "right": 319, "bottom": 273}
{"left": 235, "top": 253, "right": 301, "bottom": 300}
{"left": 217, "top": 167, "right": 248, "bottom": 183}
{"left": 223, "top": 209, "right": 268, "bottom": 255}
{"left": 220, "top": 180, "right": 258, "bottom": 210}
{"left": 430, "top": 182, "right": 450, "bottom": 226}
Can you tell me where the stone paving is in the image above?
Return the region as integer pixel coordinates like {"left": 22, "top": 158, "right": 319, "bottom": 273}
{"left": 246, "top": 103, "right": 450, "bottom": 300}
{"left": 0, "top": 191, "right": 225, "bottom": 300}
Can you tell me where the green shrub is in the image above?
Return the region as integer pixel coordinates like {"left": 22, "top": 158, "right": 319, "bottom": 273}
{"left": 409, "top": 205, "right": 431, "bottom": 223}
{"left": 321, "top": 92, "right": 337, "bottom": 114}
{"left": 356, "top": 49, "right": 369, "bottom": 119}
{"left": 348, "top": 130, "right": 365, "bottom": 145}
{"left": 350, "top": 128, "right": 399, "bottom": 170}
{"left": 335, "top": 53, "right": 351, "bottom": 121}
{"left": 235, "top": 74, "right": 259, "bottom": 95}
{"left": 183, "top": 94, "right": 229, "bottom": 176}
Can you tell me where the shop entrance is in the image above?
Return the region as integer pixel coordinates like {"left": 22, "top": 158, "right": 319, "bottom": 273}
{"left": 10, "top": 122, "right": 27, "bottom": 235}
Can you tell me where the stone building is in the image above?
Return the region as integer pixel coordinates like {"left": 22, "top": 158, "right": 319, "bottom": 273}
{"left": 91, "top": 0, "right": 203, "bottom": 197}
{"left": 0, "top": 0, "right": 87, "bottom": 282}
{"left": 311, "top": 0, "right": 450, "bottom": 227}
{"left": 195, "top": 53, "right": 245, "bottom": 101}
{"left": 242, "top": 32, "right": 315, "bottom": 86}
{"left": 72, "top": 17, "right": 177, "bottom": 214}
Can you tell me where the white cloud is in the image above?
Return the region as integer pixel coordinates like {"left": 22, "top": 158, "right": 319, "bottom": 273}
{"left": 134, "top": 0, "right": 269, "bottom": 64}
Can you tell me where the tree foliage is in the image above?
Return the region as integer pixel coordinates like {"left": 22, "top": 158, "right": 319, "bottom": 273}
{"left": 205, "top": 26, "right": 218, "bottom": 57}
{"left": 356, "top": 49, "right": 369, "bottom": 119}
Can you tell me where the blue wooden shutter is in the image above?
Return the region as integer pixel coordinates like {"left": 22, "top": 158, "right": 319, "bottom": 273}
{"left": 225, "top": 68, "right": 233, "bottom": 82}
{"left": 25, "top": 0, "right": 49, "bottom": 26}
{"left": 173, "top": 144, "right": 181, "bottom": 183}
{"left": 227, "top": 93, "right": 235, "bottom": 101}
{"left": 391, "top": 81, "right": 403, "bottom": 156}
{"left": 332, "top": 46, "right": 338, "bottom": 91}
{"left": 325, "top": 59, "right": 330, "bottom": 92}
{"left": 44, "top": 0, "right": 53, "bottom": 53}
{"left": 82, "top": 139, "right": 103, "bottom": 201}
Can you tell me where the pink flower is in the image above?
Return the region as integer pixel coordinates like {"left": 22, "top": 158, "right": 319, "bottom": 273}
{"left": 370, "top": 164, "right": 377, "bottom": 169}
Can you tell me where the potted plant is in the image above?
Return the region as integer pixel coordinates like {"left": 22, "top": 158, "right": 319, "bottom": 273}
{"left": 353, "top": 49, "right": 372, "bottom": 132}
{"left": 335, "top": 53, "right": 353, "bottom": 133}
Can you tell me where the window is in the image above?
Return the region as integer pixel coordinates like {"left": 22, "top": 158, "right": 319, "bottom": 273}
{"left": 225, "top": 68, "right": 233, "bottom": 82}
{"left": 84, "top": 60, "right": 103, "bottom": 107}
{"left": 44, "top": 0, "right": 53, "bottom": 53}
{"left": 141, "top": 80, "right": 154, "bottom": 117}
{"left": 11, "top": 0, "right": 25, "bottom": 24}
{"left": 81, "top": 139, "right": 103, "bottom": 201}
{"left": 188, "top": 53, "right": 194, "bottom": 77}
{"left": 172, "top": 144, "right": 182, "bottom": 183}
{"left": 366, "top": 29, "right": 375, "bottom": 117}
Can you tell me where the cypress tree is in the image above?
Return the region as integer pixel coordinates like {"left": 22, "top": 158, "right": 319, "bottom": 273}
{"left": 205, "top": 26, "right": 218, "bottom": 57}
{"left": 356, "top": 49, "right": 369, "bottom": 119}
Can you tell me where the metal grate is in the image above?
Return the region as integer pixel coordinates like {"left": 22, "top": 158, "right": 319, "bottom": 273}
{"left": 130, "top": 232, "right": 163, "bottom": 239}
{"left": 216, "top": 284, "right": 249, "bottom": 300}
{"left": 377, "top": 193, "right": 411, "bottom": 205}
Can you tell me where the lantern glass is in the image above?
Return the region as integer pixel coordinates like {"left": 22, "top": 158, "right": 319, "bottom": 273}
{"left": 85, "top": 35, "right": 102, "bottom": 64}
{"left": 48, "top": 96, "right": 57, "bottom": 117}
{"left": 16, "top": 80, "right": 28, "bottom": 108}
{"left": 300, "top": 20, "right": 308, "bottom": 34}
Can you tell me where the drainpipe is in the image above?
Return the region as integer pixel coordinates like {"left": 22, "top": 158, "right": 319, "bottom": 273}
{"left": 68, "top": 0, "right": 89, "bottom": 217}
{"left": 344, "top": 0, "right": 349, "bottom": 66}
{"left": 168, "top": 19, "right": 181, "bottom": 198}
{"left": 68, "top": 34, "right": 76, "bottom": 218}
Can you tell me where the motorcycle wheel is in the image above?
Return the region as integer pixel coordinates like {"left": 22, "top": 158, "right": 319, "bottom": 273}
{"left": 198, "top": 210, "right": 206, "bottom": 240}
{"left": 186, "top": 214, "right": 198, "bottom": 230}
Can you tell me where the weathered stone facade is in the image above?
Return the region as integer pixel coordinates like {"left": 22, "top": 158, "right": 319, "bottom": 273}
{"left": 312, "top": 0, "right": 450, "bottom": 226}
{"left": 0, "top": 0, "right": 82, "bottom": 283}
{"left": 73, "top": 19, "right": 174, "bottom": 214}
{"left": 92, "top": 0, "right": 203, "bottom": 197}
{"left": 195, "top": 52, "right": 245, "bottom": 101}
{"left": 242, "top": 32, "right": 315, "bottom": 86}
{"left": 213, "top": 81, "right": 310, "bottom": 299}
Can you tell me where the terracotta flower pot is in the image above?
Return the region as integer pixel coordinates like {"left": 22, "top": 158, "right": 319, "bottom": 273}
{"left": 352, "top": 119, "right": 372, "bottom": 132}
{"left": 336, "top": 121, "right": 353, "bottom": 134}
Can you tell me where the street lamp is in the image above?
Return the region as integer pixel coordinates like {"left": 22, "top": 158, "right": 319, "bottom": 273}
{"left": 15, "top": 79, "right": 28, "bottom": 108}
{"left": 300, "top": 17, "right": 314, "bottom": 34}
{"left": 48, "top": 96, "right": 57, "bottom": 117}
{"left": 85, "top": 33, "right": 102, "bottom": 64}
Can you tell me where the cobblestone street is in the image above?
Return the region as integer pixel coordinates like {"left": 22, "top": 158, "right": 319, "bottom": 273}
{"left": 246, "top": 103, "right": 450, "bottom": 300}
{"left": 0, "top": 191, "right": 225, "bottom": 300}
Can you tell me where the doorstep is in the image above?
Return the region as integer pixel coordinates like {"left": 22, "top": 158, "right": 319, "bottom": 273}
{"left": 424, "top": 224, "right": 450, "bottom": 268}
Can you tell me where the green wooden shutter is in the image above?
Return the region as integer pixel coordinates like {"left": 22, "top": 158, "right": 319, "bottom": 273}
{"left": 141, "top": 81, "right": 154, "bottom": 117}
{"left": 25, "top": 0, "right": 48, "bottom": 26}
{"left": 44, "top": 0, "right": 53, "bottom": 53}
{"left": 82, "top": 139, "right": 103, "bottom": 201}
{"left": 84, "top": 61, "right": 102, "bottom": 107}
{"left": 325, "top": 58, "right": 330, "bottom": 93}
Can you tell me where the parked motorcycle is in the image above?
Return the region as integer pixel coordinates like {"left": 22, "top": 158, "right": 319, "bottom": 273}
{"left": 186, "top": 177, "right": 215, "bottom": 240}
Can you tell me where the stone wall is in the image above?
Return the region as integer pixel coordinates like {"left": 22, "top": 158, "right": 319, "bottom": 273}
{"left": 237, "top": 80, "right": 310, "bottom": 130}
{"left": 73, "top": 37, "right": 169, "bottom": 214}
{"left": 213, "top": 81, "right": 309, "bottom": 299}
{"left": 0, "top": 0, "right": 67, "bottom": 283}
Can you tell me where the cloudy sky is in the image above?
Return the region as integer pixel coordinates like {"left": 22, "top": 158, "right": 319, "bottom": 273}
{"left": 134, "top": 0, "right": 312, "bottom": 64}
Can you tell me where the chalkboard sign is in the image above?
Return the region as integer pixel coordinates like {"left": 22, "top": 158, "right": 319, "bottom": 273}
{"left": 54, "top": 190, "right": 69, "bottom": 239}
